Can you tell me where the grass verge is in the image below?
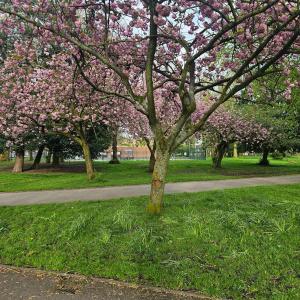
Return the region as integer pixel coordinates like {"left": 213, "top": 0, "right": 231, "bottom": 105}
{"left": 0, "top": 184, "right": 299, "bottom": 299}
{"left": 0, "top": 157, "right": 300, "bottom": 192}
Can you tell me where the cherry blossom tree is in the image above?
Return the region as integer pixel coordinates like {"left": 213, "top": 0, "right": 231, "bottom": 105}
{"left": 195, "top": 103, "right": 270, "bottom": 168}
{"left": 0, "top": 43, "right": 116, "bottom": 178}
{"left": 1, "top": 1, "right": 300, "bottom": 213}
{"left": 0, "top": 41, "right": 43, "bottom": 172}
{"left": 24, "top": 52, "right": 119, "bottom": 179}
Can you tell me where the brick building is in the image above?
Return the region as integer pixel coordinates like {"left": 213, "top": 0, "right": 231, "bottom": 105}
{"left": 106, "top": 146, "right": 150, "bottom": 160}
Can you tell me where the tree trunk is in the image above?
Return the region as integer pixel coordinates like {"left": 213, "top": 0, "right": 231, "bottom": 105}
{"left": 233, "top": 142, "right": 238, "bottom": 158}
{"left": 52, "top": 148, "right": 60, "bottom": 166}
{"left": 81, "top": 139, "right": 95, "bottom": 180}
{"left": 149, "top": 150, "right": 156, "bottom": 173}
{"left": 6, "top": 149, "right": 11, "bottom": 161}
{"left": 147, "top": 148, "right": 170, "bottom": 214}
{"left": 212, "top": 141, "right": 227, "bottom": 169}
{"left": 145, "top": 139, "right": 156, "bottom": 173}
{"left": 109, "top": 130, "right": 120, "bottom": 164}
{"left": 30, "top": 145, "right": 45, "bottom": 170}
{"left": 46, "top": 149, "right": 52, "bottom": 164}
{"left": 12, "top": 147, "right": 24, "bottom": 173}
{"left": 259, "top": 148, "right": 270, "bottom": 166}
{"left": 29, "top": 150, "right": 33, "bottom": 161}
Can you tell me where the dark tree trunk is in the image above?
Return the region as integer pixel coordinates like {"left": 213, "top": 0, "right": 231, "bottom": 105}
{"left": 12, "top": 147, "right": 24, "bottom": 173}
{"left": 109, "top": 130, "right": 120, "bottom": 164}
{"left": 145, "top": 138, "right": 156, "bottom": 173}
{"left": 149, "top": 150, "right": 156, "bottom": 173}
{"left": 212, "top": 141, "right": 228, "bottom": 169}
{"left": 29, "top": 150, "right": 33, "bottom": 161}
{"left": 52, "top": 148, "right": 60, "bottom": 166}
{"left": 259, "top": 148, "right": 270, "bottom": 166}
{"left": 30, "top": 145, "right": 45, "bottom": 170}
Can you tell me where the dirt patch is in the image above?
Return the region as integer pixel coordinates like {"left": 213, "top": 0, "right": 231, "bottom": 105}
{"left": 0, "top": 265, "right": 214, "bottom": 300}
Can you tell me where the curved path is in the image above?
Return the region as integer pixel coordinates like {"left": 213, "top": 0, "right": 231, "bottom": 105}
{"left": 0, "top": 174, "right": 300, "bottom": 206}
{"left": 0, "top": 265, "right": 210, "bottom": 300}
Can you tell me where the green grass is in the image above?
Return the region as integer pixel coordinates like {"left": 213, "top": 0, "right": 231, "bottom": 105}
{"left": 0, "top": 184, "right": 299, "bottom": 299}
{"left": 1, "top": 156, "right": 300, "bottom": 192}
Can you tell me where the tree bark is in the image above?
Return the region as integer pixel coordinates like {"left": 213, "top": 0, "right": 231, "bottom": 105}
{"left": 149, "top": 150, "right": 156, "bottom": 173}
{"left": 30, "top": 145, "right": 45, "bottom": 170}
{"left": 145, "top": 138, "right": 156, "bottom": 173}
{"left": 52, "top": 148, "right": 60, "bottom": 166}
{"left": 233, "top": 142, "right": 238, "bottom": 158}
{"left": 109, "top": 130, "right": 120, "bottom": 164}
{"left": 46, "top": 149, "right": 52, "bottom": 164}
{"left": 29, "top": 150, "right": 33, "bottom": 161}
{"left": 12, "top": 147, "right": 24, "bottom": 173}
{"left": 147, "top": 147, "right": 169, "bottom": 214}
{"left": 81, "top": 138, "right": 95, "bottom": 180}
{"left": 259, "top": 147, "right": 270, "bottom": 166}
{"left": 212, "top": 141, "right": 228, "bottom": 169}
{"left": 6, "top": 149, "right": 11, "bottom": 161}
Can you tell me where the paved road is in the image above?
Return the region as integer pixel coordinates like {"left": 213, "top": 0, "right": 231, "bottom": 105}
{"left": 0, "top": 265, "right": 210, "bottom": 300}
{"left": 0, "top": 175, "right": 300, "bottom": 206}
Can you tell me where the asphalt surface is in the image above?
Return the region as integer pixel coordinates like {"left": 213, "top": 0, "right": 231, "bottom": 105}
{"left": 0, "top": 175, "right": 300, "bottom": 206}
{"left": 0, "top": 265, "right": 212, "bottom": 300}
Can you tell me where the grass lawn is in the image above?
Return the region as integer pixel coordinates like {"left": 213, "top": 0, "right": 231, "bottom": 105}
{"left": 0, "top": 184, "right": 299, "bottom": 299}
{"left": 0, "top": 156, "right": 300, "bottom": 192}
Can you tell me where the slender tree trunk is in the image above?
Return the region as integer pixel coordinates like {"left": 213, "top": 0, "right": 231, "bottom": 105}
{"left": 233, "top": 142, "right": 238, "bottom": 158}
{"left": 6, "top": 149, "right": 11, "bottom": 161}
{"left": 30, "top": 145, "right": 45, "bottom": 170}
{"left": 81, "top": 138, "right": 95, "bottom": 180}
{"left": 29, "top": 150, "right": 33, "bottom": 161}
{"left": 147, "top": 147, "right": 170, "bottom": 214}
{"left": 149, "top": 150, "right": 156, "bottom": 173}
{"left": 52, "top": 148, "right": 60, "bottom": 166}
{"left": 46, "top": 149, "right": 52, "bottom": 164}
{"left": 145, "top": 139, "right": 156, "bottom": 173}
{"left": 12, "top": 147, "right": 24, "bottom": 173}
{"left": 109, "top": 130, "right": 120, "bottom": 164}
{"left": 212, "top": 141, "right": 227, "bottom": 169}
{"left": 259, "top": 147, "right": 270, "bottom": 166}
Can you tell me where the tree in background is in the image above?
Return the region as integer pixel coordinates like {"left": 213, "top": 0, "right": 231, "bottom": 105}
{"left": 0, "top": 44, "right": 116, "bottom": 179}
{"left": 195, "top": 102, "right": 269, "bottom": 168}
{"left": 44, "top": 127, "right": 111, "bottom": 166}
{"left": 0, "top": 42, "right": 44, "bottom": 173}
{"left": 241, "top": 71, "right": 300, "bottom": 165}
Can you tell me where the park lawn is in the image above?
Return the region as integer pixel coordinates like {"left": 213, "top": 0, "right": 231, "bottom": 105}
{"left": 0, "top": 184, "right": 299, "bottom": 299}
{"left": 0, "top": 156, "right": 300, "bottom": 192}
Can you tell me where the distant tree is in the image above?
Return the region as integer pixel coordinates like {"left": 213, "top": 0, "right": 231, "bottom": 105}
{"left": 195, "top": 102, "right": 269, "bottom": 168}
{"left": 242, "top": 72, "right": 300, "bottom": 165}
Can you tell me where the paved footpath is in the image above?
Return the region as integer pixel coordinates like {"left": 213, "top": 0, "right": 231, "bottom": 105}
{"left": 0, "top": 265, "right": 211, "bottom": 300}
{"left": 0, "top": 174, "right": 300, "bottom": 206}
